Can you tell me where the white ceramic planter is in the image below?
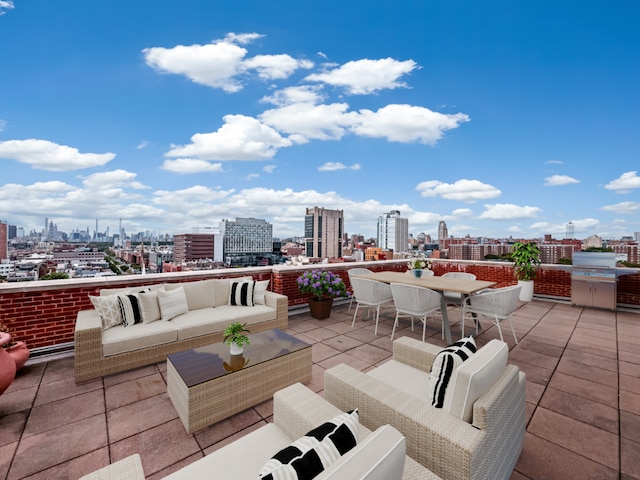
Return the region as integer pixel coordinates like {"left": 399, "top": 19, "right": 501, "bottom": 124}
{"left": 229, "top": 343, "right": 244, "bottom": 356}
{"left": 518, "top": 280, "right": 534, "bottom": 302}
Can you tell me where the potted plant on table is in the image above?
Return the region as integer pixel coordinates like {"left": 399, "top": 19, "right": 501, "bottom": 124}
{"left": 510, "top": 241, "right": 541, "bottom": 301}
{"left": 407, "top": 258, "right": 432, "bottom": 278}
{"left": 223, "top": 322, "right": 250, "bottom": 355}
{"left": 297, "top": 269, "right": 349, "bottom": 319}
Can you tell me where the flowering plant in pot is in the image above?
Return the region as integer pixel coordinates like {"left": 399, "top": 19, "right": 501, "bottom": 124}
{"left": 297, "top": 269, "right": 349, "bottom": 319}
{"left": 223, "top": 322, "right": 250, "bottom": 355}
{"left": 407, "top": 257, "right": 432, "bottom": 278}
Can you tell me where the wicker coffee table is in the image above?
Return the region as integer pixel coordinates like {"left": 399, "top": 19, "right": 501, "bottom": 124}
{"left": 167, "top": 328, "right": 312, "bottom": 433}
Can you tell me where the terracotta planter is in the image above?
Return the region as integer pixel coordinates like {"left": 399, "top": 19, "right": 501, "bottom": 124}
{"left": 308, "top": 297, "right": 333, "bottom": 320}
{"left": 6, "top": 341, "right": 30, "bottom": 371}
{"left": 0, "top": 332, "right": 17, "bottom": 396}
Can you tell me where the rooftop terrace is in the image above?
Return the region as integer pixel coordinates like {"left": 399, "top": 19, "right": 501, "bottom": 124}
{"left": 1, "top": 298, "right": 639, "bottom": 479}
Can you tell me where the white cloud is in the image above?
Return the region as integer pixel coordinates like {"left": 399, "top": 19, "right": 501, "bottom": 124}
{"left": 544, "top": 174, "right": 580, "bottom": 186}
{"left": 604, "top": 171, "right": 640, "bottom": 193}
{"left": 351, "top": 104, "right": 470, "bottom": 144}
{"left": 0, "top": 119, "right": 6, "bottom": 131}
{"left": 0, "top": 139, "right": 115, "bottom": 171}
{"left": 136, "top": 140, "right": 149, "bottom": 150}
{"left": 247, "top": 173, "right": 260, "bottom": 180}
{"left": 478, "top": 203, "right": 541, "bottom": 220}
{"left": 600, "top": 201, "right": 640, "bottom": 214}
{"left": 452, "top": 208, "right": 474, "bottom": 217}
{"left": 161, "top": 158, "right": 224, "bottom": 174}
{"left": 81, "top": 170, "right": 148, "bottom": 191}
{"left": 305, "top": 58, "right": 417, "bottom": 95}
{"left": 165, "top": 115, "right": 292, "bottom": 160}
{"left": 545, "top": 160, "right": 564, "bottom": 165}
{"left": 143, "top": 33, "right": 311, "bottom": 92}
{"left": 261, "top": 86, "right": 324, "bottom": 106}
{"left": 416, "top": 179, "right": 501, "bottom": 202}
{"left": 0, "top": 0, "right": 14, "bottom": 15}
{"left": 318, "top": 162, "right": 361, "bottom": 172}
{"left": 261, "top": 102, "right": 357, "bottom": 142}
{"left": 263, "top": 165, "right": 276, "bottom": 174}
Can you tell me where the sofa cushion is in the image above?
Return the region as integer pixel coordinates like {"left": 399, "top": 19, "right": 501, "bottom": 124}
{"left": 139, "top": 290, "right": 162, "bottom": 324}
{"left": 212, "top": 276, "right": 253, "bottom": 307}
{"left": 428, "top": 336, "right": 476, "bottom": 409}
{"left": 171, "top": 308, "right": 234, "bottom": 341}
{"left": 89, "top": 294, "right": 123, "bottom": 330}
{"left": 167, "top": 280, "right": 215, "bottom": 311}
{"left": 102, "top": 321, "right": 178, "bottom": 356}
{"left": 214, "top": 305, "right": 277, "bottom": 325}
{"left": 254, "top": 279, "right": 270, "bottom": 305}
{"left": 229, "top": 280, "right": 255, "bottom": 306}
{"left": 118, "top": 293, "right": 143, "bottom": 327}
{"left": 367, "top": 359, "right": 428, "bottom": 400}
{"left": 259, "top": 409, "right": 359, "bottom": 480}
{"left": 157, "top": 286, "right": 189, "bottom": 321}
{"left": 446, "top": 339, "right": 508, "bottom": 422}
{"left": 162, "top": 423, "right": 292, "bottom": 480}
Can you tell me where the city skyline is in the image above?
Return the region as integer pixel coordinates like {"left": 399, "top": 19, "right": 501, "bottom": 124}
{"left": 0, "top": 1, "right": 639, "bottom": 240}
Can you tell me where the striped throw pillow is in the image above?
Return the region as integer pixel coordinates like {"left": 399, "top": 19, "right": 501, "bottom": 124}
{"left": 428, "top": 336, "right": 477, "bottom": 408}
{"left": 157, "top": 286, "right": 189, "bottom": 321}
{"left": 228, "top": 281, "right": 255, "bottom": 306}
{"left": 259, "top": 410, "right": 359, "bottom": 480}
{"left": 118, "top": 293, "right": 143, "bottom": 327}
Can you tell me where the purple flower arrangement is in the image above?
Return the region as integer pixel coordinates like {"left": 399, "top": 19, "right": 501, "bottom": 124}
{"left": 297, "top": 269, "right": 350, "bottom": 301}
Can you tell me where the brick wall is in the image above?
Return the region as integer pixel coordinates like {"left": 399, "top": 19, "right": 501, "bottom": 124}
{"left": 0, "top": 260, "right": 638, "bottom": 352}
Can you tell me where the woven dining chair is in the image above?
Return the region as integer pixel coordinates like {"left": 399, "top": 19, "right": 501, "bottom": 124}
{"left": 462, "top": 285, "right": 522, "bottom": 344}
{"left": 350, "top": 277, "right": 393, "bottom": 335}
{"left": 389, "top": 283, "right": 443, "bottom": 341}
{"left": 347, "top": 268, "right": 374, "bottom": 312}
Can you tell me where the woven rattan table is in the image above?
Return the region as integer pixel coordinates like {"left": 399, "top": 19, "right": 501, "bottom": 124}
{"left": 167, "top": 328, "right": 312, "bottom": 434}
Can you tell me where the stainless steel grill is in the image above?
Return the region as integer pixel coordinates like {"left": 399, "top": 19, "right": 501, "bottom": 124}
{"left": 571, "top": 252, "right": 617, "bottom": 310}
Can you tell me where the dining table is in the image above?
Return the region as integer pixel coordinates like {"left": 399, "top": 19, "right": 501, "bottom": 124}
{"left": 355, "top": 271, "right": 496, "bottom": 344}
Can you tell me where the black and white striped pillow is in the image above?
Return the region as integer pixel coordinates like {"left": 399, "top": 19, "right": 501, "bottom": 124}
{"left": 118, "top": 294, "right": 143, "bottom": 327}
{"left": 228, "top": 281, "right": 255, "bottom": 306}
{"left": 428, "top": 336, "right": 477, "bottom": 408}
{"left": 258, "top": 409, "right": 359, "bottom": 480}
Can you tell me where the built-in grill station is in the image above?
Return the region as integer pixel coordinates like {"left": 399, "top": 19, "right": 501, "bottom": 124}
{"left": 571, "top": 252, "right": 619, "bottom": 310}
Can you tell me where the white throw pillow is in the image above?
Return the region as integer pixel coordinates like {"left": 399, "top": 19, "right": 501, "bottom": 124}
{"left": 157, "top": 286, "right": 189, "bottom": 321}
{"left": 89, "top": 294, "right": 123, "bottom": 330}
{"left": 254, "top": 280, "right": 270, "bottom": 305}
{"left": 138, "top": 290, "right": 162, "bottom": 323}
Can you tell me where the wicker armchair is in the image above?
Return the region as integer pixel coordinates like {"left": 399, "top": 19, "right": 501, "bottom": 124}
{"left": 324, "top": 337, "right": 526, "bottom": 480}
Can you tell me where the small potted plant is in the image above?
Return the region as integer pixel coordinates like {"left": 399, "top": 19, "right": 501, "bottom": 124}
{"left": 223, "top": 322, "right": 250, "bottom": 355}
{"left": 407, "top": 257, "right": 432, "bottom": 278}
{"left": 510, "top": 241, "right": 541, "bottom": 301}
{"left": 297, "top": 269, "right": 349, "bottom": 319}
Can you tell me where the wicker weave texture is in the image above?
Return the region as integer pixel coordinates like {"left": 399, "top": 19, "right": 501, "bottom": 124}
{"left": 79, "top": 453, "right": 145, "bottom": 480}
{"left": 168, "top": 344, "right": 311, "bottom": 433}
{"left": 324, "top": 341, "right": 526, "bottom": 480}
{"left": 74, "top": 292, "right": 288, "bottom": 382}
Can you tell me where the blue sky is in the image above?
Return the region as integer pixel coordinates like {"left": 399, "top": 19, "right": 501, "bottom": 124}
{"left": 1, "top": 1, "right": 639, "bottom": 240}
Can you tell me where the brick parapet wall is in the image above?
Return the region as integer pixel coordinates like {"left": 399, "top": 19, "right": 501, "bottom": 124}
{"left": 1, "top": 260, "right": 638, "bottom": 352}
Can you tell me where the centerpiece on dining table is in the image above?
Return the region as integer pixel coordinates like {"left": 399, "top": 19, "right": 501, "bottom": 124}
{"left": 407, "top": 257, "right": 432, "bottom": 279}
{"left": 297, "top": 269, "right": 349, "bottom": 319}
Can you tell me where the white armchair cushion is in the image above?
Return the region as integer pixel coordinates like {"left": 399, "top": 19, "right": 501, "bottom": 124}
{"left": 427, "top": 336, "right": 476, "bottom": 409}
{"left": 446, "top": 339, "right": 508, "bottom": 422}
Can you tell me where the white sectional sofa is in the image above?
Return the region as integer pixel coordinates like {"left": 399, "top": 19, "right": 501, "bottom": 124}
{"left": 74, "top": 277, "right": 288, "bottom": 382}
{"left": 80, "top": 383, "right": 441, "bottom": 480}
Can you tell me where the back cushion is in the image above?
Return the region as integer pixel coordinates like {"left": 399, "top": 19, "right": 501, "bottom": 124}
{"left": 167, "top": 280, "right": 215, "bottom": 310}
{"left": 428, "top": 336, "right": 477, "bottom": 409}
{"left": 445, "top": 339, "right": 508, "bottom": 422}
{"left": 212, "top": 276, "right": 253, "bottom": 307}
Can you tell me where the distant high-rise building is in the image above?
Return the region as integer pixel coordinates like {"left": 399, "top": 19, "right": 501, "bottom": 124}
{"left": 377, "top": 210, "right": 409, "bottom": 253}
{"left": 438, "top": 221, "right": 448, "bottom": 246}
{"left": 566, "top": 221, "right": 575, "bottom": 239}
{"left": 220, "top": 217, "right": 273, "bottom": 266}
{"left": 8, "top": 224, "right": 17, "bottom": 240}
{"left": 0, "top": 220, "right": 7, "bottom": 260}
{"left": 305, "top": 206, "right": 343, "bottom": 259}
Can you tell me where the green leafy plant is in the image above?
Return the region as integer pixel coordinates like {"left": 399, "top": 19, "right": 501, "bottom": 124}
{"left": 511, "top": 242, "right": 541, "bottom": 281}
{"left": 297, "top": 269, "right": 349, "bottom": 301}
{"left": 223, "top": 322, "right": 250, "bottom": 348}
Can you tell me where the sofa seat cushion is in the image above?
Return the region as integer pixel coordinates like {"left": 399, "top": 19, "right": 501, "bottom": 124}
{"left": 214, "top": 305, "right": 276, "bottom": 325}
{"left": 102, "top": 321, "right": 178, "bottom": 356}
{"left": 170, "top": 308, "right": 234, "bottom": 341}
{"left": 163, "top": 423, "right": 292, "bottom": 480}
{"left": 367, "top": 360, "right": 427, "bottom": 400}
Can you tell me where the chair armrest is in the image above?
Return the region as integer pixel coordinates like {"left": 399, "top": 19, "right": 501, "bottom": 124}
{"left": 273, "top": 382, "right": 369, "bottom": 441}
{"left": 80, "top": 454, "right": 145, "bottom": 480}
{"left": 392, "top": 337, "right": 442, "bottom": 373}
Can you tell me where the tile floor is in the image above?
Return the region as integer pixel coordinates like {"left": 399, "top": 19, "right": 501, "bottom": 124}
{"left": 1, "top": 299, "right": 639, "bottom": 479}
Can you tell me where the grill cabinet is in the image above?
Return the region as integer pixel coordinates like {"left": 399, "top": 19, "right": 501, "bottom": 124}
{"left": 570, "top": 252, "right": 617, "bottom": 311}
